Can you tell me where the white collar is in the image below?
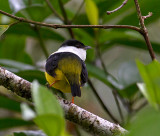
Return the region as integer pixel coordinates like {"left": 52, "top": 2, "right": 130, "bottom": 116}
{"left": 53, "top": 46, "right": 86, "bottom": 61}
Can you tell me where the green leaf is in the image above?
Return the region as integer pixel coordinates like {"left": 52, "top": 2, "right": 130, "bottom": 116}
{"left": 34, "top": 114, "right": 65, "bottom": 136}
{"left": 6, "top": 23, "right": 65, "bottom": 41}
{"left": 97, "top": 0, "right": 120, "bottom": 17}
{"left": 8, "top": 0, "right": 43, "bottom": 14}
{"left": 100, "top": 37, "right": 160, "bottom": 54}
{"left": 87, "top": 62, "right": 139, "bottom": 98}
{"left": 136, "top": 60, "right": 160, "bottom": 109}
{"left": 74, "top": 29, "right": 94, "bottom": 46}
{"left": 0, "top": 59, "right": 36, "bottom": 71}
{"left": 0, "top": 25, "right": 9, "bottom": 36}
{"left": 0, "top": 95, "right": 20, "bottom": 112}
{"left": 14, "top": 130, "right": 46, "bottom": 136}
{"left": 102, "top": 0, "right": 134, "bottom": 24}
{"left": 16, "top": 70, "right": 46, "bottom": 85}
{"left": 8, "top": 0, "right": 69, "bottom": 21}
{"left": 137, "top": 83, "right": 149, "bottom": 100}
{"left": 85, "top": 0, "right": 99, "bottom": 25}
{"left": 73, "top": 13, "right": 90, "bottom": 25}
{"left": 126, "top": 107, "right": 160, "bottom": 136}
{"left": 120, "top": 84, "right": 139, "bottom": 99}
{"left": 8, "top": 0, "right": 50, "bottom": 21}
{"left": 31, "top": 82, "right": 66, "bottom": 136}
{"left": 0, "top": 0, "right": 11, "bottom": 13}
{"left": 0, "top": 118, "right": 33, "bottom": 130}
{"left": 31, "top": 81, "right": 64, "bottom": 117}
{"left": 49, "top": 0, "right": 70, "bottom": 14}
{"left": 86, "top": 63, "right": 123, "bottom": 90}
{"left": 8, "top": 1, "right": 43, "bottom": 15}
{"left": 0, "top": 35, "right": 33, "bottom": 64}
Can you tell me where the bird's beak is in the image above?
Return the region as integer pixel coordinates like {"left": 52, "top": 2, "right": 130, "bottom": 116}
{"left": 84, "top": 46, "right": 91, "bottom": 50}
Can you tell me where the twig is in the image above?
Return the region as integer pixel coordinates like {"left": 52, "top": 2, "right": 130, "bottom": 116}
{"left": 88, "top": 78, "right": 119, "bottom": 123}
{"left": 58, "top": 0, "right": 74, "bottom": 39}
{"left": 45, "top": 0, "right": 64, "bottom": 21}
{"left": 142, "top": 12, "right": 152, "bottom": 20}
{"left": 34, "top": 26, "right": 49, "bottom": 58}
{"left": 134, "top": 0, "right": 156, "bottom": 60}
{"left": 96, "top": 46, "right": 124, "bottom": 122}
{"left": 0, "top": 66, "right": 128, "bottom": 136}
{"left": 0, "top": 10, "right": 141, "bottom": 32}
{"left": 9, "top": 21, "right": 20, "bottom": 27}
{"left": 112, "top": 90, "right": 124, "bottom": 122}
{"left": 106, "top": 0, "right": 128, "bottom": 15}
{"left": 134, "top": 101, "right": 148, "bottom": 113}
{"left": 71, "top": 0, "right": 84, "bottom": 23}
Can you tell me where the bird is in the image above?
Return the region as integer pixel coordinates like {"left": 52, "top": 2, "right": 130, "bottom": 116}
{"left": 45, "top": 39, "right": 91, "bottom": 103}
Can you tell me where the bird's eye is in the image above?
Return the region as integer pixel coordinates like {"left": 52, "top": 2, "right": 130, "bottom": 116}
{"left": 76, "top": 44, "right": 81, "bottom": 48}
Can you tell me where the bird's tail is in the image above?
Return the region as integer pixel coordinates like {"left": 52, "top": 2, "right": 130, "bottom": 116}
{"left": 71, "top": 83, "right": 81, "bottom": 97}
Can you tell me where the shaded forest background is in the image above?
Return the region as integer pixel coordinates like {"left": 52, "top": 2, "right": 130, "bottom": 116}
{"left": 0, "top": 0, "right": 160, "bottom": 136}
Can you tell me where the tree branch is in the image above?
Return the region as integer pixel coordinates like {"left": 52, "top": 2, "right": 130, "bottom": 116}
{"left": 0, "top": 10, "right": 141, "bottom": 32}
{"left": 106, "top": 0, "right": 128, "bottom": 15}
{"left": 134, "top": 0, "right": 156, "bottom": 60}
{"left": 142, "top": 12, "right": 152, "bottom": 20}
{"left": 0, "top": 66, "right": 127, "bottom": 136}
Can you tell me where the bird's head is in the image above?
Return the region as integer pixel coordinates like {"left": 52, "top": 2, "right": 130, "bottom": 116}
{"left": 57, "top": 39, "right": 91, "bottom": 61}
{"left": 60, "top": 39, "right": 91, "bottom": 50}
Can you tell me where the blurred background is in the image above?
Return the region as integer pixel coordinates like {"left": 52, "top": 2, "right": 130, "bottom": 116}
{"left": 0, "top": 0, "right": 160, "bottom": 135}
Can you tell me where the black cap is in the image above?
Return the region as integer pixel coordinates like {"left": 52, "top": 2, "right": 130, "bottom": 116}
{"left": 61, "top": 39, "right": 91, "bottom": 50}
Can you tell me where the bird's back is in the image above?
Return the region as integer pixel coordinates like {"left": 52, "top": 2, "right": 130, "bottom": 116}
{"left": 45, "top": 52, "right": 82, "bottom": 96}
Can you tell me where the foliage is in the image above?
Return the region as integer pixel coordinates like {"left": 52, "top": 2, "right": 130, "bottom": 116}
{"left": 126, "top": 107, "right": 160, "bottom": 136}
{"left": 137, "top": 60, "right": 160, "bottom": 109}
{"left": 85, "top": 0, "right": 99, "bottom": 25}
{"left": 13, "top": 81, "right": 68, "bottom": 136}
{"left": 0, "top": 0, "right": 160, "bottom": 135}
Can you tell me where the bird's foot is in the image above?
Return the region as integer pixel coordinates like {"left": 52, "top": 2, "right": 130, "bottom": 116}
{"left": 49, "top": 81, "right": 56, "bottom": 88}
{"left": 72, "top": 97, "right": 74, "bottom": 104}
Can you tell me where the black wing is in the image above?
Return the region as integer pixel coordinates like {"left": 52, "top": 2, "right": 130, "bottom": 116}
{"left": 45, "top": 53, "right": 60, "bottom": 77}
{"left": 45, "top": 52, "right": 88, "bottom": 88}
{"left": 80, "top": 60, "right": 88, "bottom": 86}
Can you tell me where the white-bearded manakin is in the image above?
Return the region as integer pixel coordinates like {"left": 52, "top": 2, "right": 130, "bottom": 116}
{"left": 45, "top": 39, "right": 90, "bottom": 103}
